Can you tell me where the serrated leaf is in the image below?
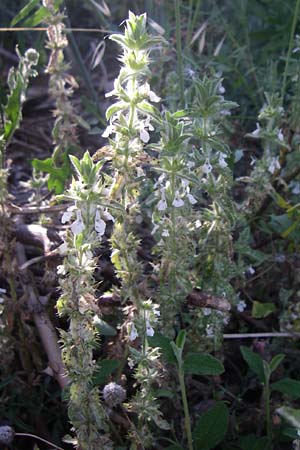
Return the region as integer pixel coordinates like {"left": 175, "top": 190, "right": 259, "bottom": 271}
{"left": 183, "top": 353, "right": 224, "bottom": 376}
{"left": 193, "top": 402, "right": 229, "bottom": 450}
{"left": 271, "top": 378, "right": 300, "bottom": 399}
{"left": 277, "top": 406, "right": 300, "bottom": 429}
{"left": 252, "top": 301, "right": 276, "bottom": 318}
{"left": 11, "top": 0, "right": 40, "bottom": 26}
{"left": 240, "top": 346, "right": 264, "bottom": 383}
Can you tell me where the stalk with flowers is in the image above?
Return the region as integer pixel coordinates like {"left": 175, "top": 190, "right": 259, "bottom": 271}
{"left": 102, "top": 12, "right": 170, "bottom": 445}
{"left": 57, "top": 151, "right": 114, "bottom": 450}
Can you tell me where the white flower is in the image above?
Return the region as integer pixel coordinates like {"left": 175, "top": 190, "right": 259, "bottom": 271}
{"left": 218, "top": 152, "right": 227, "bottom": 168}
{"left": 57, "top": 264, "right": 66, "bottom": 275}
{"left": 146, "top": 320, "right": 155, "bottom": 337}
{"left": 206, "top": 325, "right": 214, "bottom": 336}
{"left": 248, "top": 266, "right": 255, "bottom": 275}
{"left": 195, "top": 219, "right": 202, "bottom": 228}
{"left": 139, "top": 116, "right": 154, "bottom": 143}
{"left": 102, "top": 209, "right": 115, "bottom": 222}
{"left": 140, "top": 128, "right": 150, "bottom": 143}
{"left": 277, "top": 129, "right": 284, "bottom": 142}
{"left": 136, "top": 166, "right": 145, "bottom": 177}
{"left": 203, "top": 307, "right": 212, "bottom": 316}
{"left": 252, "top": 122, "right": 261, "bottom": 137}
{"left": 187, "top": 160, "right": 195, "bottom": 170}
{"left": 154, "top": 173, "right": 165, "bottom": 188}
{"left": 151, "top": 224, "right": 159, "bottom": 235}
{"left": 162, "top": 229, "right": 169, "bottom": 237}
{"left": 237, "top": 300, "right": 247, "bottom": 312}
{"left": 102, "top": 123, "right": 115, "bottom": 138}
{"left": 129, "top": 324, "right": 138, "bottom": 341}
{"left": 140, "top": 82, "right": 161, "bottom": 102}
{"left": 61, "top": 206, "right": 76, "bottom": 224}
{"left": 149, "top": 90, "right": 161, "bottom": 103}
{"left": 290, "top": 182, "right": 300, "bottom": 194}
{"left": 157, "top": 190, "right": 168, "bottom": 211}
{"left": 95, "top": 210, "right": 106, "bottom": 236}
{"left": 172, "top": 191, "right": 184, "bottom": 208}
{"left": 0, "top": 288, "right": 6, "bottom": 303}
{"left": 71, "top": 210, "right": 85, "bottom": 235}
{"left": 202, "top": 160, "right": 212, "bottom": 174}
{"left": 218, "top": 83, "right": 225, "bottom": 94}
{"left": 268, "top": 157, "right": 280, "bottom": 174}
{"left": 187, "top": 193, "right": 197, "bottom": 205}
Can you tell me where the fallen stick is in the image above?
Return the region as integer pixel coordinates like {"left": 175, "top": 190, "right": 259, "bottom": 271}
{"left": 15, "top": 242, "right": 69, "bottom": 389}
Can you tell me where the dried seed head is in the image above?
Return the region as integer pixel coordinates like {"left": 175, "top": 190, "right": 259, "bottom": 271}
{"left": 0, "top": 425, "right": 15, "bottom": 445}
{"left": 103, "top": 382, "right": 126, "bottom": 407}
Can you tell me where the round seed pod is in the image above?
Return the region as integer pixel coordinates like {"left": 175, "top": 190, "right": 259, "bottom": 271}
{"left": 103, "top": 382, "right": 126, "bottom": 407}
{"left": 0, "top": 425, "right": 15, "bottom": 445}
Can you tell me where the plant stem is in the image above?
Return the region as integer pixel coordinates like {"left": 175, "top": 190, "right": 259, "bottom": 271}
{"left": 281, "top": 0, "right": 300, "bottom": 103}
{"left": 175, "top": 0, "right": 185, "bottom": 107}
{"left": 178, "top": 364, "right": 193, "bottom": 450}
{"left": 264, "top": 380, "right": 272, "bottom": 441}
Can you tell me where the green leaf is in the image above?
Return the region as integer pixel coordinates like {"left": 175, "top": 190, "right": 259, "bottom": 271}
{"left": 252, "top": 301, "right": 276, "bottom": 318}
{"left": 183, "top": 353, "right": 224, "bottom": 376}
{"left": 240, "top": 346, "right": 265, "bottom": 383}
{"left": 277, "top": 406, "right": 300, "bottom": 429}
{"left": 193, "top": 402, "right": 229, "bottom": 450}
{"left": 175, "top": 330, "right": 186, "bottom": 350}
{"left": 32, "top": 155, "right": 72, "bottom": 194}
{"left": 11, "top": 0, "right": 40, "bottom": 26}
{"left": 22, "top": 6, "right": 50, "bottom": 27}
{"left": 269, "top": 354, "right": 285, "bottom": 373}
{"left": 93, "top": 316, "right": 117, "bottom": 336}
{"left": 93, "top": 359, "right": 120, "bottom": 385}
{"left": 238, "top": 435, "right": 271, "bottom": 450}
{"left": 147, "top": 334, "right": 176, "bottom": 364}
{"left": 271, "top": 378, "right": 300, "bottom": 399}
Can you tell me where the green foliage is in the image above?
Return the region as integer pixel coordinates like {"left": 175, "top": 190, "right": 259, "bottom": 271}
{"left": 193, "top": 402, "right": 229, "bottom": 450}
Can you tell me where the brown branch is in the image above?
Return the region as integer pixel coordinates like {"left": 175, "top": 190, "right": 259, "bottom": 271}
{"left": 186, "top": 289, "right": 231, "bottom": 312}
{"left": 9, "top": 203, "right": 67, "bottom": 215}
{"left": 15, "top": 242, "right": 69, "bottom": 389}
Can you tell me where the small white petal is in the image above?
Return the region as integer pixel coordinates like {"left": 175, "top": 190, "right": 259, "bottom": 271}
{"left": 102, "top": 209, "right": 115, "bottom": 222}
{"left": 140, "top": 128, "right": 150, "bottom": 143}
{"left": 95, "top": 210, "right": 106, "bottom": 236}
{"left": 151, "top": 224, "right": 160, "bottom": 235}
{"left": 218, "top": 152, "right": 228, "bottom": 168}
{"left": 278, "top": 129, "right": 284, "bottom": 142}
{"left": 187, "top": 193, "right": 197, "bottom": 205}
{"left": 195, "top": 219, "right": 202, "bottom": 228}
{"left": 129, "top": 324, "right": 138, "bottom": 341}
{"left": 172, "top": 191, "right": 184, "bottom": 208}
{"left": 157, "top": 198, "right": 167, "bottom": 211}
{"left": 252, "top": 123, "right": 260, "bottom": 137}
{"left": 71, "top": 210, "right": 85, "bottom": 235}
{"left": 146, "top": 320, "right": 155, "bottom": 337}
{"left": 149, "top": 90, "right": 161, "bottom": 102}
{"left": 161, "top": 229, "right": 169, "bottom": 237}
{"left": 237, "top": 300, "right": 247, "bottom": 312}
{"left": 61, "top": 210, "right": 73, "bottom": 224}
{"left": 202, "top": 160, "right": 212, "bottom": 174}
